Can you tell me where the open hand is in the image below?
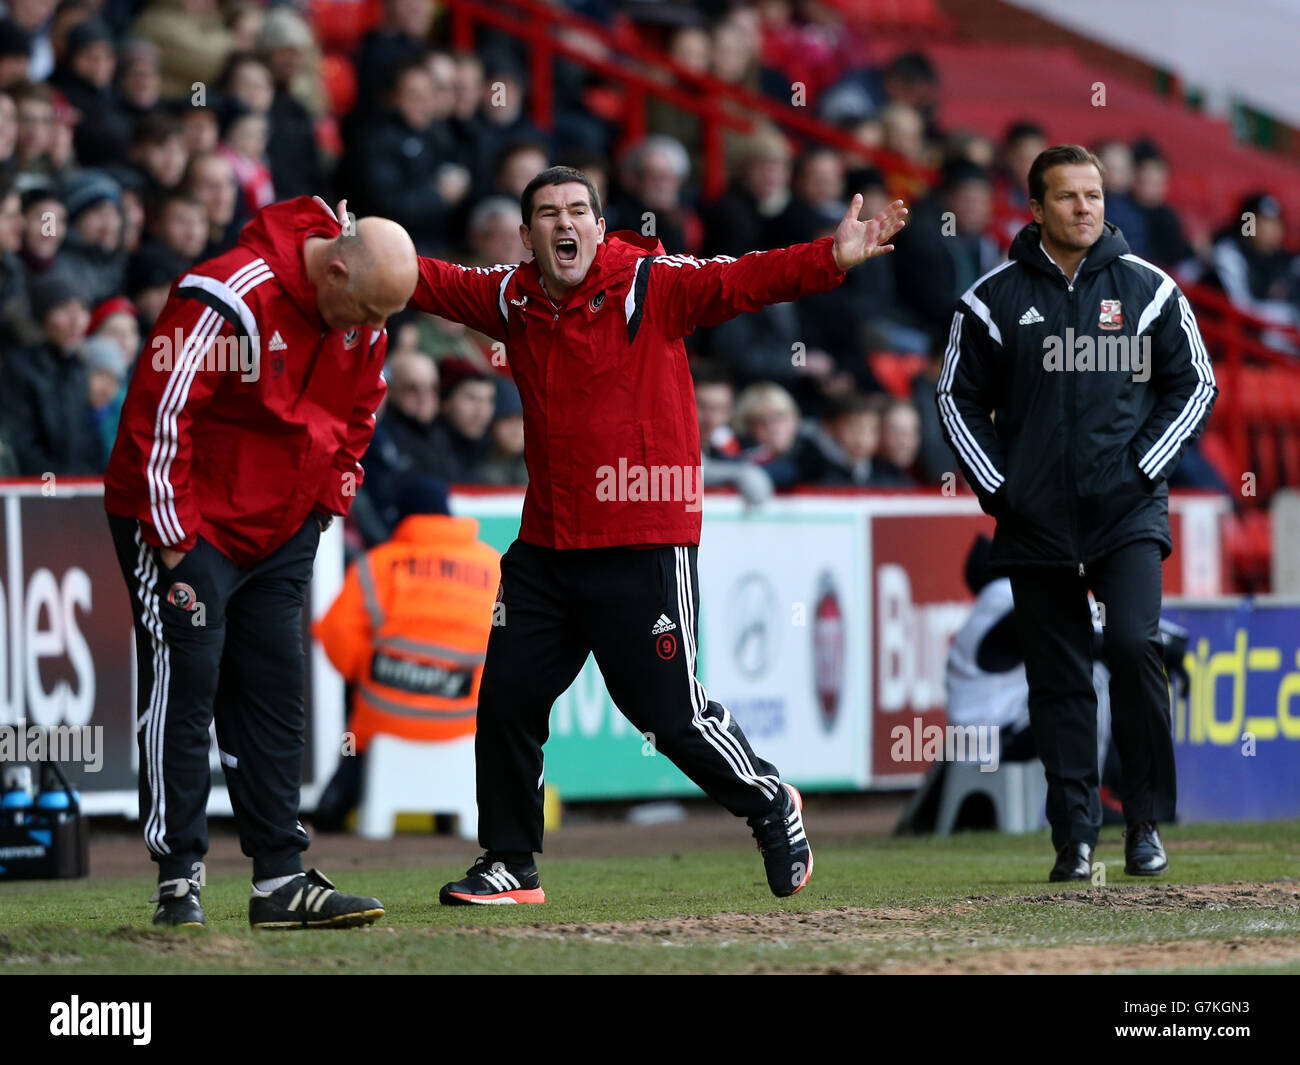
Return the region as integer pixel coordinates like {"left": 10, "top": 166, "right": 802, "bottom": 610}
{"left": 832, "top": 195, "right": 908, "bottom": 270}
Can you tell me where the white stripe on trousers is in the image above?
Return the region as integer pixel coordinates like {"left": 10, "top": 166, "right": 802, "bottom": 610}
{"left": 146, "top": 259, "right": 272, "bottom": 543}
{"left": 674, "top": 547, "right": 779, "bottom": 801}
{"left": 132, "top": 526, "right": 171, "bottom": 855}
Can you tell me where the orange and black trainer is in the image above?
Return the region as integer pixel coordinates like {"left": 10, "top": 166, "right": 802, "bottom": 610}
{"left": 439, "top": 855, "right": 546, "bottom": 905}
{"left": 748, "top": 783, "right": 813, "bottom": 898}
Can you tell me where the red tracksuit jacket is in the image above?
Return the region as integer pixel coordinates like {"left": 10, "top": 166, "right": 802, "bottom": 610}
{"left": 104, "top": 197, "right": 388, "bottom": 567}
{"left": 411, "top": 232, "right": 847, "bottom": 549}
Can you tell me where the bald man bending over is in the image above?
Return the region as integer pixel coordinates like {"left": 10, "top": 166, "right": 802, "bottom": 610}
{"left": 105, "top": 196, "right": 417, "bottom": 929}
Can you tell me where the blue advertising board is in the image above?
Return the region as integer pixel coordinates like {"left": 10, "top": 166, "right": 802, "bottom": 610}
{"left": 1163, "top": 599, "right": 1300, "bottom": 822}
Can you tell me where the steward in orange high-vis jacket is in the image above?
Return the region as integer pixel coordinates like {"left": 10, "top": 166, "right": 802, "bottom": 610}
{"left": 314, "top": 504, "right": 501, "bottom": 752}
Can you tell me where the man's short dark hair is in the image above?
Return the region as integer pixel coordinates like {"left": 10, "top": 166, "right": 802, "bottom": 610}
{"left": 1004, "top": 120, "right": 1047, "bottom": 146}
{"left": 520, "top": 165, "right": 603, "bottom": 226}
{"left": 824, "top": 391, "right": 878, "bottom": 422}
{"left": 1027, "top": 144, "right": 1106, "bottom": 204}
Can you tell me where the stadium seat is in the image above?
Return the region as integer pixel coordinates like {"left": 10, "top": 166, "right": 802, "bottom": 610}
{"left": 934, "top": 758, "right": 1049, "bottom": 835}
{"left": 357, "top": 734, "right": 478, "bottom": 841}
{"left": 867, "top": 351, "right": 928, "bottom": 398}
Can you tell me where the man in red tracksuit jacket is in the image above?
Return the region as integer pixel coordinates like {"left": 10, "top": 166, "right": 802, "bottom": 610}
{"left": 104, "top": 195, "right": 417, "bottom": 929}
{"left": 407, "top": 165, "right": 907, "bottom": 905}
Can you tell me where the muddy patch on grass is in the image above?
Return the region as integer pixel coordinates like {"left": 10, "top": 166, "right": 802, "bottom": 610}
{"left": 838, "top": 935, "right": 1300, "bottom": 975}
{"left": 455, "top": 880, "right": 1300, "bottom": 971}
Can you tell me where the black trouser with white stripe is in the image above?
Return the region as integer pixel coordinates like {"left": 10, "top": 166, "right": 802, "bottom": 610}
{"left": 108, "top": 515, "right": 319, "bottom": 882}
{"left": 1008, "top": 538, "right": 1176, "bottom": 850}
{"left": 478, "top": 541, "right": 783, "bottom": 854}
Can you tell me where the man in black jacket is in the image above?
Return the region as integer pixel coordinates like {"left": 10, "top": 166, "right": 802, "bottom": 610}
{"left": 936, "top": 145, "right": 1216, "bottom": 883}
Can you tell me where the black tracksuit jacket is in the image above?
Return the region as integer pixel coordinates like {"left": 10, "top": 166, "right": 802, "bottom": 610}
{"left": 937, "top": 221, "right": 1218, "bottom": 571}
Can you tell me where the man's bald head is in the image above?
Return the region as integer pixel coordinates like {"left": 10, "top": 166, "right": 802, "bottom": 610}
{"left": 311, "top": 215, "right": 418, "bottom": 332}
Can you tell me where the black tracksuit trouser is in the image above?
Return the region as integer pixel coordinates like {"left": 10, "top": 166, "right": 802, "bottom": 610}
{"left": 108, "top": 514, "right": 320, "bottom": 882}
{"left": 478, "top": 540, "right": 785, "bottom": 854}
{"left": 1008, "top": 538, "right": 1176, "bottom": 850}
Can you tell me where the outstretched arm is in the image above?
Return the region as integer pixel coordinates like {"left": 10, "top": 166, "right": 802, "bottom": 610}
{"left": 642, "top": 197, "right": 907, "bottom": 340}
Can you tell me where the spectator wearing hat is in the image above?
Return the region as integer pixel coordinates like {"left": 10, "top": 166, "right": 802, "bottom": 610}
{"left": 56, "top": 167, "right": 127, "bottom": 303}
{"left": 88, "top": 293, "right": 139, "bottom": 360}
{"left": 1209, "top": 191, "right": 1300, "bottom": 335}
{"left": 83, "top": 331, "right": 126, "bottom": 456}
{"left": 0, "top": 17, "right": 32, "bottom": 90}
{"left": 258, "top": 6, "right": 325, "bottom": 201}
{"left": 0, "top": 268, "right": 104, "bottom": 474}
{"left": 478, "top": 376, "right": 527, "bottom": 485}
{"left": 49, "top": 18, "right": 133, "bottom": 167}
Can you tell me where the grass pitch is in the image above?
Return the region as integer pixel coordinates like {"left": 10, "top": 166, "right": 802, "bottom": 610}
{"left": 2, "top": 820, "right": 1298, "bottom": 974}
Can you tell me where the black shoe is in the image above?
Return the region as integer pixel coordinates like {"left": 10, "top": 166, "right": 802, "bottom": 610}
{"left": 439, "top": 854, "right": 546, "bottom": 905}
{"left": 1049, "top": 841, "right": 1093, "bottom": 882}
{"left": 1124, "top": 821, "right": 1169, "bottom": 876}
{"left": 151, "top": 877, "right": 205, "bottom": 927}
{"left": 747, "top": 783, "right": 813, "bottom": 898}
{"left": 249, "top": 869, "right": 385, "bottom": 929}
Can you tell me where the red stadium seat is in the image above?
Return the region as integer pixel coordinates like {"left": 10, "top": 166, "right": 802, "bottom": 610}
{"left": 321, "top": 52, "right": 358, "bottom": 117}
{"left": 307, "top": 0, "right": 383, "bottom": 54}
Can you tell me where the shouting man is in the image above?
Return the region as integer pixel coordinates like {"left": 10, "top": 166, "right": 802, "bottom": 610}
{"left": 381, "top": 165, "right": 905, "bottom": 904}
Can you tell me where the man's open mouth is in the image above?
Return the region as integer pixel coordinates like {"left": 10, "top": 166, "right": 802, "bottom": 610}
{"left": 555, "top": 238, "right": 578, "bottom": 263}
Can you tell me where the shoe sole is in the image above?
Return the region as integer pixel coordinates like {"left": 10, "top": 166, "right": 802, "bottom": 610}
{"left": 778, "top": 783, "right": 813, "bottom": 898}
{"left": 440, "top": 888, "right": 546, "bottom": 906}
{"left": 1125, "top": 864, "right": 1168, "bottom": 877}
{"left": 252, "top": 907, "right": 386, "bottom": 930}
{"left": 1048, "top": 872, "right": 1090, "bottom": 882}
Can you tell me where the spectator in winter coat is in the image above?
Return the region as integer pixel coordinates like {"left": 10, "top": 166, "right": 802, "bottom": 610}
{"left": 352, "top": 56, "right": 470, "bottom": 254}
{"left": 0, "top": 269, "right": 104, "bottom": 474}
{"left": 49, "top": 19, "right": 133, "bottom": 167}
{"left": 430, "top": 357, "right": 495, "bottom": 482}
{"left": 56, "top": 169, "right": 127, "bottom": 305}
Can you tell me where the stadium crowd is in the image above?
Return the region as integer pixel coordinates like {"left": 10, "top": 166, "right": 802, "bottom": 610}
{"left": 1, "top": 0, "right": 1293, "bottom": 546}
